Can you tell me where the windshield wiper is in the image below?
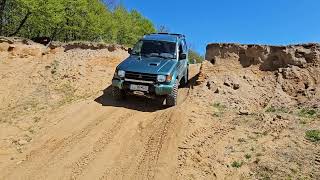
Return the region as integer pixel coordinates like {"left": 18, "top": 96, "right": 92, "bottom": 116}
{"left": 149, "top": 54, "right": 172, "bottom": 59}
{"left": 132, "top": 53, "right": 150, "bottom": 57}
{"left": 133, "top": 53, "right": 172, "bottom": 59}
{"left": 132, "top": 53, "right": 150, "bottom": 61}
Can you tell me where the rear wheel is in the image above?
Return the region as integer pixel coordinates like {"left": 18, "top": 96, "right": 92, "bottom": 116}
{"left": 112, "top": 87, "right": 125, "bottom": 100}
{"left": 166, "top": 81, "right": 178, "bottom": 107}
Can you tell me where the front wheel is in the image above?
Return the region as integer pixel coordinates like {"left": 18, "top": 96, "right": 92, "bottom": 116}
{"left": 112, "top": 87, "right": 126, "bottom": 100}
{"left": 166, "top": 81, "right": 178, "bottom": 107}
{"left": 180, "top": 68, "right": 189, "bottom": 87}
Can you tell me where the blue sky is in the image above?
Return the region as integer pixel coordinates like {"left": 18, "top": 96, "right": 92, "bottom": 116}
{"left": 122, "top": 0, "right": 320, "bottom": 54}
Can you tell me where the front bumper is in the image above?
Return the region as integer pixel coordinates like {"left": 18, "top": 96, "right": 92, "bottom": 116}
{"left": 112, "top": 79, "right": 173, "bottom": 96}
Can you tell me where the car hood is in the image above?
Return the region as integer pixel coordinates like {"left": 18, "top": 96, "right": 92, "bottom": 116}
{"left": 117, "top": 56, "right": 177, "bottom": 75}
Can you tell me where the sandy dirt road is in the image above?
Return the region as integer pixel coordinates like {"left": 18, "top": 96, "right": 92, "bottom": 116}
{"left": 0, "top": 62, "right": 200, "bottom": 180}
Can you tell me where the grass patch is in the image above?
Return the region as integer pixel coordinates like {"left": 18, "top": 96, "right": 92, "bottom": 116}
{"left": 50, "top": 60, "right": 59, "bottom": 75}
{"left": 55, "top": 83, "right": 77, "bottom": 107}
{"left": 231, "top": 161, "right": 243, "bottom": 168}
{"left": 299, "top": 119, "right": 308, "bottom": 125}
{"left": 245, "top": 154, "right": 252, "bottom": 159}
{"left": 211, "top": 102, "right": 227, "bottom": 117}
{"left": 265, "top": 106, "right": 289, "bottom": 113}
{"left": 305, "top": 130, "right": 320, "bottom": 142}
{"left": 212, "top": 102, "right": 227, "bottom": 109}
{"left": 265, "top": 106, "right": 276, "bottom": 113}
{"left": 298, "top": 108, "right": 318, "bottom": 118}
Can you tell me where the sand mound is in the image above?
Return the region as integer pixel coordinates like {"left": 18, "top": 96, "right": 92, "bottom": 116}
{"left": 0, "top": 39, "right": 128, "bottom": 164}
{"left": 177, "top": 43, "right": 320, "bottom": 179}
{"left": 206, "top": 43, "right": 320, "bottom": 70}
{"left": 202, "top": 43, "right": 320, "bottom": 112}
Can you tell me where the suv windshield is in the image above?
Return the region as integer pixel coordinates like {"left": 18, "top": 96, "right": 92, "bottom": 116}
{"left": 131, "top": 40, "right": 176, "bottom": 59}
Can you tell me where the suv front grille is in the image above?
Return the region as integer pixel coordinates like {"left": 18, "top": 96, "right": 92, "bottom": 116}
{"left": 125, "top": 71, "right": 157, "bottom": 82}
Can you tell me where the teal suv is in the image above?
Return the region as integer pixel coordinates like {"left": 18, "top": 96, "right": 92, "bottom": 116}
{"left": 112, "top": 33, "right": 189, "bottom": 106}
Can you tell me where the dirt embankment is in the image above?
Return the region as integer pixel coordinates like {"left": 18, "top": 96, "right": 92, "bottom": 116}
{"left": 178, "top": 43, "right": 319, "bottom": 179}
{"left": 203, "top": 43, "right": 320, "bottom": 109}
{"left": 0, "top": 37, "right": 129, "bottom": 169}
{"left": 206, "top": 43, "right": 320, "bottom": 70}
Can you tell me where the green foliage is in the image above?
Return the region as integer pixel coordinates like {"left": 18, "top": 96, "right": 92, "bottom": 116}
{"left": 211, "top": 102, "right": 227, "bottom": 117}
{"left": 265, "top": 106, "right": 289, "bottom": 113}
{"left": 231, "top": 161, "right": 243, "bottom": 168}
{"left": 0, "top": 0, "right": 156, "bottom": 46}
{"left": 212, "top": 102, "right": 227, "bottom": 109}
{"left": 265, "top": 106, "right": 276, "bottom": 113}
{"left": 305, "top": 130, "right": 320, "bottom": 142}
{"left": 245, "top": 154, "right": 252, "bottom": 159}
{"left": 189, "top": 49, "right": 204, "bottom": 64}
{"left": 298, "top": 108, "right": 318, "bottom": 118}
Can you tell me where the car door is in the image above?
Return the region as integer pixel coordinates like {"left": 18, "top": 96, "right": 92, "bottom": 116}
{"left": 177, "top": 42, "right": 184, "bottom": 82}
{"left": 178, "top": 39, "right": 188, "bottom": 80}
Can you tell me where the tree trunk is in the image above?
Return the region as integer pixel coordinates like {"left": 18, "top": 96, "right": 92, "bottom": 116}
{"left": 0, "top": 0, "right": 7, "bottom": 35}
{"left": 9, "top": 11, "right": 31, "bottom": 37}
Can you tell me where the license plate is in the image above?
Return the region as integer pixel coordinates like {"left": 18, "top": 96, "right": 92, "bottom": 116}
{"left": 130, "top": 84, "right": 149, "bottom": 92}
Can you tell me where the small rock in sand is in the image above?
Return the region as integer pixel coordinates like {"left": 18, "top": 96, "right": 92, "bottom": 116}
{"left": 18, "top": 139, "right": 28, "bottom": 146}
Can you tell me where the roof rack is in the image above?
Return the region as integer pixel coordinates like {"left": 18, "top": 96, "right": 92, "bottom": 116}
{"left": 147, "top": 33, "right": 185, "bottom": 38}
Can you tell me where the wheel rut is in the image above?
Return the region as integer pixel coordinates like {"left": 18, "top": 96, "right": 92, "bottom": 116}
{"left": 70, "top": 111, "right": 136, "bottom": 179}
{"left": 2, "top": 108, "right": 120, "bottom": 179}
{"left": 177, "top": 123, "right": 235, "bottom": 177}
{"left": 312, "top": 148, "right": 320, "bottom": 178}
{"left": 133, "top": 109, "right": 175, "bottom": 180}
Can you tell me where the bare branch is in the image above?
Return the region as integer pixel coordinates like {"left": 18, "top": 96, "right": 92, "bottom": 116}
{"left": 157, "top": 25, "right": 170, "bottom": 33}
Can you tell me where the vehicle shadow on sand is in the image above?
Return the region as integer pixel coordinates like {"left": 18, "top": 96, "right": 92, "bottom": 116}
{"left": 94, "top": 86, "right": 167, "bottom": 112}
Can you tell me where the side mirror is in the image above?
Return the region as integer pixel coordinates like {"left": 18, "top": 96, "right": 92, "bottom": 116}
{"left": 128, "top": 48, "right": 132, "bottom": 54}
{"left": 179, "top": 53, "right": 187, "bottom": 60}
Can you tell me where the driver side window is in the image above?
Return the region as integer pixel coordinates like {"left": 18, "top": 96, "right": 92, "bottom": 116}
{"left": 180, "top": 41, "right": 185, "bottom": 54}
{"left": 179, "top": 44, "right": 183, "bottom": 55}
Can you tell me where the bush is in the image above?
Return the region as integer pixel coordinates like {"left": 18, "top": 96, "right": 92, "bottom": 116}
{"left": 305, "top": 130, "right": 320, "bottom": 142}
{"left": 245, "top": 154, "right": 252, "bottom": 159}
{"left": 189, "top": 49, "right": 204, "bottom": 64}
{"left": 231, "top": 161, "right": 243, "bottom": 168}
{"left": 299, "top": 108, "right": 318, "bottom": 118}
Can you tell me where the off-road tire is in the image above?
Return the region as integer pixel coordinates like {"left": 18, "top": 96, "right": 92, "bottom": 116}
{"left": 180, "top": 68, "right": 189, "bottom": 87}
{"left": 112, "top": 87, "right": 125, "bottom": 100}
{"left": 166, "top": 81, "right": 178, "bottom": 107}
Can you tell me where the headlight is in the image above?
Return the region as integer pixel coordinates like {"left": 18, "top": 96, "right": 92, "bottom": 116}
{"left": 157, "top": 75, "right": 166, "bottom": 82}
{"left": 118, "top": 70, "right": 125, "bottom": 78}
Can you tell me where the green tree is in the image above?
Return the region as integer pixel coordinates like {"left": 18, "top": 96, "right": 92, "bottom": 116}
{"left": 189, "top": 49, "right": 204, "bottom": 63}
{"left": 0, "top": 0, "right": 156, "bottom": 46}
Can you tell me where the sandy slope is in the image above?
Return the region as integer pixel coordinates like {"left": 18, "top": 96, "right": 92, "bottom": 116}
{"left": 0, "top": 40, "right": 201, "bottom": 180}
{"left": 0, "top": 66, "right": 200, "bottom": 180}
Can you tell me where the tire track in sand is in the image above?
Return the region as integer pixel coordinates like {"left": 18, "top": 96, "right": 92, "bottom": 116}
{"left": 2, "top": 107, "right": 120, "bottom": 179}
{"left": 311, "top": 148, "right": 320, "bottom": 179}
{"left": 96, "top": 110, "right": 172, "bottom": 180}
{"left": 70, "top": 111, "right": 136, "bottom": 179}
{"left": 130, "top": 87, "right": 192, "bottom": 179}
{"left": 177, "top": 124, "right": 234, "bottom": 177}
{"left": 132, "top": 110, "right": 176, "bottom": 179}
